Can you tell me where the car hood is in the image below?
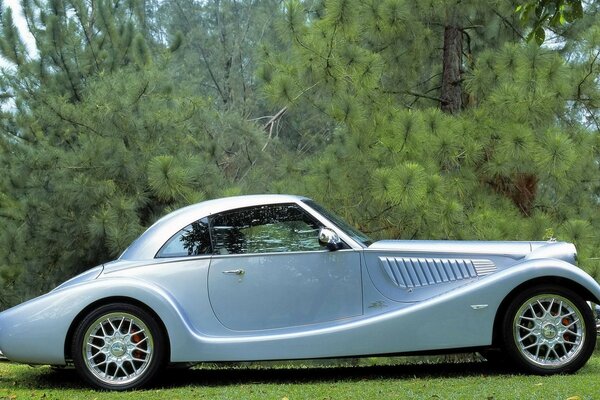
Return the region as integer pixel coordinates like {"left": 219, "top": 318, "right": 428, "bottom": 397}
{"left": 368, "top": 240, "right": 577, "bottom": 264}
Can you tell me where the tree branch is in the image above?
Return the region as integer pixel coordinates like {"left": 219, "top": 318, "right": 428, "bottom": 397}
{"left": 38, "top": 97, "right": 100, "bottom": 136}
{"left": 174, "top": 0, "right": 228, "bottom": 104}
{"left": 493, "top": 9, "right": 525, "bottom": 41}
{"left": 577, "top": 50, "right": 600, "bottom": 100}
{"left": 385, "top": 90, "right": 443, "bottom": 103}
{"left": 261, "top": 106, "right": 287, "bottom": 151}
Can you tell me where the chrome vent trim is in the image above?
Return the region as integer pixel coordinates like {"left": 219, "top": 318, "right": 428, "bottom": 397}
{"left": 379, "top": 257, "right": 496, "bottom": 288}
{"left": 472, "top": 259, "right": 497, "bottom": 276}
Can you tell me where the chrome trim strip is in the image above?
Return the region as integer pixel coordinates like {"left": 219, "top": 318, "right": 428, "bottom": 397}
{"left": 470, "top": 304, "right": 489, "bottom": 310}
{"left": 210, "top": 248, "right": 357, "bottom": 261}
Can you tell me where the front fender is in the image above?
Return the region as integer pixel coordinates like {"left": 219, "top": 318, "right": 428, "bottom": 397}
{"left": 487, "top": 258, "right": 600, "bottom": 304}
{"left": 0, "top": 277, "right": 193, "bottom": 365}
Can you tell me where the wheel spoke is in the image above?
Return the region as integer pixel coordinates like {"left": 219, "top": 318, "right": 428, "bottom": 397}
{"left": 132, "top": 336, "right": 148, "bottom": 345}
{"left": 564, "top": 318, "right": 580, "bottom": 329}
{"left": 528, "top": 303, "right": 537, "bottom": 316}
{"left": 517, "top": 323, "right": 533, "bottom": 331}
{"left": 126, "top": 360, "right": 139, "bottom": 375}
{"left": 92, "top": 359, "right": 108, "bottom": 368}
{"left": 558, "top": 300, "right": 563, "bottom": 315}
{"left": 107, "top": 318, "right": 118, "bottom": 332}
{"left": 537, "top": 300, "right": 546, "bottom": 314}
{"left": 560, "top": 343, "right": 568, "bottom": 355}
{"left": 519, "top": 331, "right": 535, "bottom": 342}
{"left": 523, "top": 342, "right": 538, "bottom": 350}
{"left": 547, "top": 299, "right": 555, "bottom": 314}
{"left": 133, "top": 346, "right": 150, "bottom": 354}
{"left": 117, "top": 364, "right": 130, "bottom": 379}
{"left": 130, "top": 328, "right": 146, "bottom": 336}
{"left": 88, "top": 342, "right": 103, "bottom": 351}
{"left": 100, "top": 323, "right": 108, "bottom": 337}
{"left": 560, "top": 310, "right": 575, "bottom": 319}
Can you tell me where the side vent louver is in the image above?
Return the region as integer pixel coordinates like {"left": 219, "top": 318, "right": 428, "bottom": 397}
{"left": 379, "top": 257, "right": 497, "bottom": 288}
{"left": 472, "top": 259, "right": 497, "bottom": 276}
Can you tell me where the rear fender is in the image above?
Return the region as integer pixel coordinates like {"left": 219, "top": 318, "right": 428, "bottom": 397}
{"left": 0, "top": 278, "right": 193, "bottom": 365}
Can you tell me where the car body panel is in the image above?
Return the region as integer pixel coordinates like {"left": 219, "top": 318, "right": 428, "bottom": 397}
{"left": 208, "top": 250, "right": 362, "bottom": 331}
{"left": 0, "top": 194, "right": 598, "bottom": 368}
{"left": 1, "top": 258, "right": 598, "bottom": 365}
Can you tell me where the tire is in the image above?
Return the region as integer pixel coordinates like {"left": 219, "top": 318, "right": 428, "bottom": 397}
{"left": 502, "top": 284, "right": 596, "bottom": 374}
{"left": 71, "top": 303, "right": 166, "bottom": 390}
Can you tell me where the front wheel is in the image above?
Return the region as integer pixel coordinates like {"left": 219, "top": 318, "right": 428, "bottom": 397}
{"left": 502, "top": 284, "right": 596, "bottom": 374}
{"left": 72, "top": 303, "right": 166, "bottom": 390}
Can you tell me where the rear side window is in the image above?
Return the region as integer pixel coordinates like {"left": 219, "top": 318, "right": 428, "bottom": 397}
{"left": 156, "top": 217, "right": 212, "bottom": 258}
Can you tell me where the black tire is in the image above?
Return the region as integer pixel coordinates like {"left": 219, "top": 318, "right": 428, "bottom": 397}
{"left": 71, "top": 303, "right": 166, "bottom": 390}
{"left": 502, "top": 284, "right": 596, "bottom": 374}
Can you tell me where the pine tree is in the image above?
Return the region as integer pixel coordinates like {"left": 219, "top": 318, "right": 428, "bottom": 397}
{"left": 156, "top": 0, "right": 283, "bottom": 113}
{"left": 0, "top": 1, "right": 275, "bottom": 307}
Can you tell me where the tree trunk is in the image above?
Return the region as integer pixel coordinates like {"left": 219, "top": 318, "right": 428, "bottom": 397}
{"left": 440, "top": 24, "right": 462, "bottom": 114}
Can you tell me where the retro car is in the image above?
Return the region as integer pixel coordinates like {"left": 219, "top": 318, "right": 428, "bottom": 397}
{"left": 0, "top": 194, "right": 599, "bottom": 390}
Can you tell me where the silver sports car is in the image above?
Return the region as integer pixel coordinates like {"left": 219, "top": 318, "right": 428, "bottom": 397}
{"left": 0, "top": 194, "right": 599, "bottom": 390}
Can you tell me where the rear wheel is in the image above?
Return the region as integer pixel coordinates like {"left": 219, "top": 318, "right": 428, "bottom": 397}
{"left": 502, "top": 284, "right": 596, "bottom": 374}
{"left": 72, "top": 303, "right": 166, "bottom": 390}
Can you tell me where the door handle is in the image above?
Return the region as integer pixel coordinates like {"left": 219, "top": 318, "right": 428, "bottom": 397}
{"left": 222, "top": 269, "right": 245, "bottom": 276}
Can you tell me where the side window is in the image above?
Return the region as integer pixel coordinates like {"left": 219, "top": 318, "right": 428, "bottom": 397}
{"left": 210, "top": 204, "right": 325, "bottom": 255}
{"left": 156, "top": 217, "right": 211, "bottom": 258}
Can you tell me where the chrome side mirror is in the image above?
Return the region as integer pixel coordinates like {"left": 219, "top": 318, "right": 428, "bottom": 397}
{"left": 319, "top": 227, "right": 342, "bottom": 251}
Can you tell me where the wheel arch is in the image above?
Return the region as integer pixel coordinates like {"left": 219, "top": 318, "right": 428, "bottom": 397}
{"left": 64, "top": 296, "right": 171, "bottom": 362}
{"left": 491, "top": 276, "right": 600, "bottom": 347}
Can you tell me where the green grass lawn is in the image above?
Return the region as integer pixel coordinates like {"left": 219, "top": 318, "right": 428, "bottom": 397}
{"left": 1, "top": 354, "right": 599, "bottom": 400}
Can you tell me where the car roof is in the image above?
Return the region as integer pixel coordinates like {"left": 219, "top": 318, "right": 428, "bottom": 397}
{"left": 120, "top": 194, "right": 309, "bottom": 260}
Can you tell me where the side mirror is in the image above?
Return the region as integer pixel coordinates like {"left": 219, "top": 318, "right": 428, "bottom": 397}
{"left": 319, "top": 227, "right": 342, "bottom": 251}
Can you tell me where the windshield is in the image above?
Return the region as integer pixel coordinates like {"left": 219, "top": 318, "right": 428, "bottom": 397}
{"left": 302, "top": 200, "right": 373, "bottom": 247}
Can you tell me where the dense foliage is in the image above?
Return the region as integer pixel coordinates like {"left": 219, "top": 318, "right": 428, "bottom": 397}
{"left": 0, "top": 0, "right": 276, "bottom": 305}
{"left": 263, "top": 0, "right": 600, "bottom": 275}
{"left": 0, "top": 0, "right": 599, "bottom": 307}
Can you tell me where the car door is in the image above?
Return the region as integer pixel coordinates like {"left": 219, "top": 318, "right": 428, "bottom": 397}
{"left": 207, "top": 203, "right": 362, "bottom": 331}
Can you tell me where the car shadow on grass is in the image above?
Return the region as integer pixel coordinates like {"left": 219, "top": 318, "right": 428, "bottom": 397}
{"left": 12, "top": 360, "right": 514, "bottom": 390}
{"left": 159, "top": 361, "right": 515, "bottom": 388}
